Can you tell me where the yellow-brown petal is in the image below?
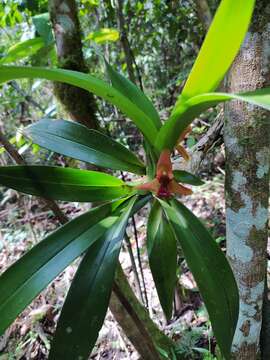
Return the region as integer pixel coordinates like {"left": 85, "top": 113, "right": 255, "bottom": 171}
{"left": 169, "top": 180, "right": 193, "bottom": 196}
{"left": 177, "top": 125, "right": 192, "bottom": 143}
{"left": 136, "top": 178, "right": 160, "bottom": 193}
{"left": 175, "top": 144, "right": 190, "bottom": 161}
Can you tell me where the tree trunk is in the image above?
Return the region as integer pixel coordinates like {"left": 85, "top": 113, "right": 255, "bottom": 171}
{"left": 112, "top": 265, "right": 174, "bottom": 360}
{"left": 224, "top": 3, "right": 270, "bottom": 359}
{"left": 260, "top": 277, "right": 270, "bottom": 359}
{"left": 116, "top": 0, "right": 140, "bottom": 87}
{"left": 194, "top": 0, "right": 212, "bottom": 31}
{"left": 48, "top": 0, "right": 99, "bottom": 129}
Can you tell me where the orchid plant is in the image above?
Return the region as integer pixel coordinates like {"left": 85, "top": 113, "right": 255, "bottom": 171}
{"left": 0, "top": 0, "right": 269, "bottom": 359}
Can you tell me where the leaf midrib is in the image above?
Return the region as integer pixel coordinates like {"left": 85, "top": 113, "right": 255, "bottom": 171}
{"left": 0, "top": 174, "right": 126, "bottom": 188}
{"left": 0, "top": 219, "right": 112, "bottom": 315}
{"left": 28, "top": 129, "right": 144, "bottom": 168}
{"left": 175, "top": 205, "right": 235, "bottom": 339}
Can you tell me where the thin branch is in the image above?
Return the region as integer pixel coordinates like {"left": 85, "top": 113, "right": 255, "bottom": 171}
{"left": 124, "top": 233, "right": 144, "bottom": 303}
{"left": 116, "top": 0, "right": 144, "bottom": 92}
{"left": 173, "top": 111, "right": 224, "bottom": 174}
{"left": 131, "top": 215, "right": 149, "bottom": 308}
{"left": 9, "top": 81, "right": 45, "bottom": 112}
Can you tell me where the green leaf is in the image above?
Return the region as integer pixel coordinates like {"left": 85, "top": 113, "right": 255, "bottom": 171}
{"left": 158, "top": 0, "right": 256, "bottom": 152}
{"left": 189, "top": 88, "right": 270, "bottom": 112}
{"left": 25, "top": 118, "right": 145, "bottom": 175}
{"left": 32, "top": 13, "right": 54, "bottom": 46}
{"left": 0, "top": 66, "right": 158, "bottom": 145}
{"left": 49, "top": 197, "right": 136, "bottom": 360}
{"left": 86, "top": 28, "right": 119, "bottom": 43}
{"left": 105, "top": 61, "right": 161, "bottom": 129}
{"left": 0, "top": 202, "right": 118, "bottom": 335}
{"left": 179, "top": 0, "right": 255, "bottom": 101}
{"left": 144, "top": 140, "right": 158, "bottom": 178}
{"left": 156, "top": 87, "right": 270, "bottom": 151}
{"left": 173, "top": 170, "right": 204, "bottom": 186}
{"left": 0, "top": 166, "right": 133, "bottom": 202}
{"left": 0, "top": 38, "right": 45, "bottom": 65}
{"left": 155, "top": 99, "right": 213, "bottom": 151}
{"left": 161, "top": 199, "right": 239, "bottom": 360}
{"left": 147, "top": 201, "right": 177, "bottom": 320}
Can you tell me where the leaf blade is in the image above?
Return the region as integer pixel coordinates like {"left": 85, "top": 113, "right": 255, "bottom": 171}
{"left": 105, "top": 61, "right": 161, "bottom": 129}
{"left": 0, "top": 202, "right": 117, "bottom": 335}
{"left": 0, "top": 166, "right": 133, "bottom": 202}
{"left": 156, "top": 87, "right": 270, "bottom": 151}
{"left": 0, "top": 38, "right": 45, "bottom": 65}
{"left": 173, "top": 170, "right": 204, "bottom": 186}
{"left": 147, "top": 201, "right": 177, "bottom": 320}
{"left": 86, "top": 28, "right": 119, "bottom": 43}
{"left": 161, "top": 199, "right": 239, "bottom": 360}
{"left": 25, "top": 118, "right": 145, "bottom": 174}
{"left": 49, "top": 197, "right": 136, "bottom": 360}
{"left": 180, "top": 0, "right": 255, "bottom": 100}
{"left": 0, "top": 66, "right": 158, "bottom": 145}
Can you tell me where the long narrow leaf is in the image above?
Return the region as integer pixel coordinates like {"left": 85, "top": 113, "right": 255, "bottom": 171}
{"left": 0, "top": 166, "right": 133, "bottom": 202}
{"left": 105, "top": 61, "right": 161, "bottom": 129}
{"left": 25, "top": 119, "right": 145, "bottom": 174}
{"left": 0, "top": 38, "right": 45, "bottom": 65}
{"left": 0, "top": 66, "right": 158, "bottom": 145}
{"left": 49, "top": 197, "right": 136, "bottom": 359}
{"left": 188, "top": 89, "right": 270, "bottom": 112}
{"left": 156, "top": 88, "right": 270, "bottom": 151}
{"left": 179, "top": 0, "right": 255, "bottom": 100}
{"left": 0, "top": 194, "right": 149, "bottom": 336}
{"left": 155, "top": 100, "right": 214, "bottom": 151}
{"left": 147, "top": 201, "right": 177, "bottom": 319}
{"left": 0, "top": 203, "right": 117, "bottom": 335}
{"left": 161, "top": 199, "right": 239, "bottom": 360}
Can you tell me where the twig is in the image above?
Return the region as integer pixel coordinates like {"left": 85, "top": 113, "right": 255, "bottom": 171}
{"left": 0, "top": 130, "right": 68, "bottom": 224}
{"left": 131, "top": 215, "right": 149, "bottom": 308}
{"left": 124, "top": 233, "right": 144, "bottom": 303}
{"left": 174, "top": 111, "right": 224, "bottom": 174}
{"left": 9, "top": 81, "right": 45, "bottom": 112}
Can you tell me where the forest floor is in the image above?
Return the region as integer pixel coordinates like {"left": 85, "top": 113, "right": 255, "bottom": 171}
{"left": 0, "top": 171, "right": 226, "bottom": 360}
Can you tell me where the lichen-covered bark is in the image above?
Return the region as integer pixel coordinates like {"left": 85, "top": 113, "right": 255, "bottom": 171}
{"left": 194, "top": 0, "right": 212, "bottom": 31}
{"left": 48, "top": 0, "right": 98, "bottom": 129}
{"left": 224, "top": 4, "right": 270, "bottom": 358}
{"left": 260, "top": 277, "right": 270, "bottom": 359}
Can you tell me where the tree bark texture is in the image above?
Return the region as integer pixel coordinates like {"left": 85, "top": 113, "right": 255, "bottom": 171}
{"left": 112, "top": 265, "right": 174, "bottom": 360}
{"left": 260, "top": 277, "right": 270, "bottom": 359}
{"left": 194, "top": 0, "right": 212, "bottom": 31}
{"left": 116, "top": 0, "right": 137, "bottom": 85}
{"left": 48, "top": 0, "right": 99, "bottom": 129}
{"left": 224, "top": 3, "right": 270, "bottom": 359}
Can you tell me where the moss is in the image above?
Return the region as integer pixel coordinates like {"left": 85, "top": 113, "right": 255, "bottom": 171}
{"left": 54, "top": 82, "right": 98, "bottom": 129}
{"left": 49, "top": 0, "right": 99, "bottom": 129}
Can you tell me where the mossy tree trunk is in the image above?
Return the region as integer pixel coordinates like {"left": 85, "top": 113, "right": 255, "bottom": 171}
{"left": 224, "top": 3, "right": 270, "bottom": 359}
{"left": 48, "top": 0, "right": 99, "bottom": 129}
{"left": 194, "top": 0, "right": 212, "bottom": 31}
{"left": 113, "top": 265, "right": 174, "bottom": 360}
